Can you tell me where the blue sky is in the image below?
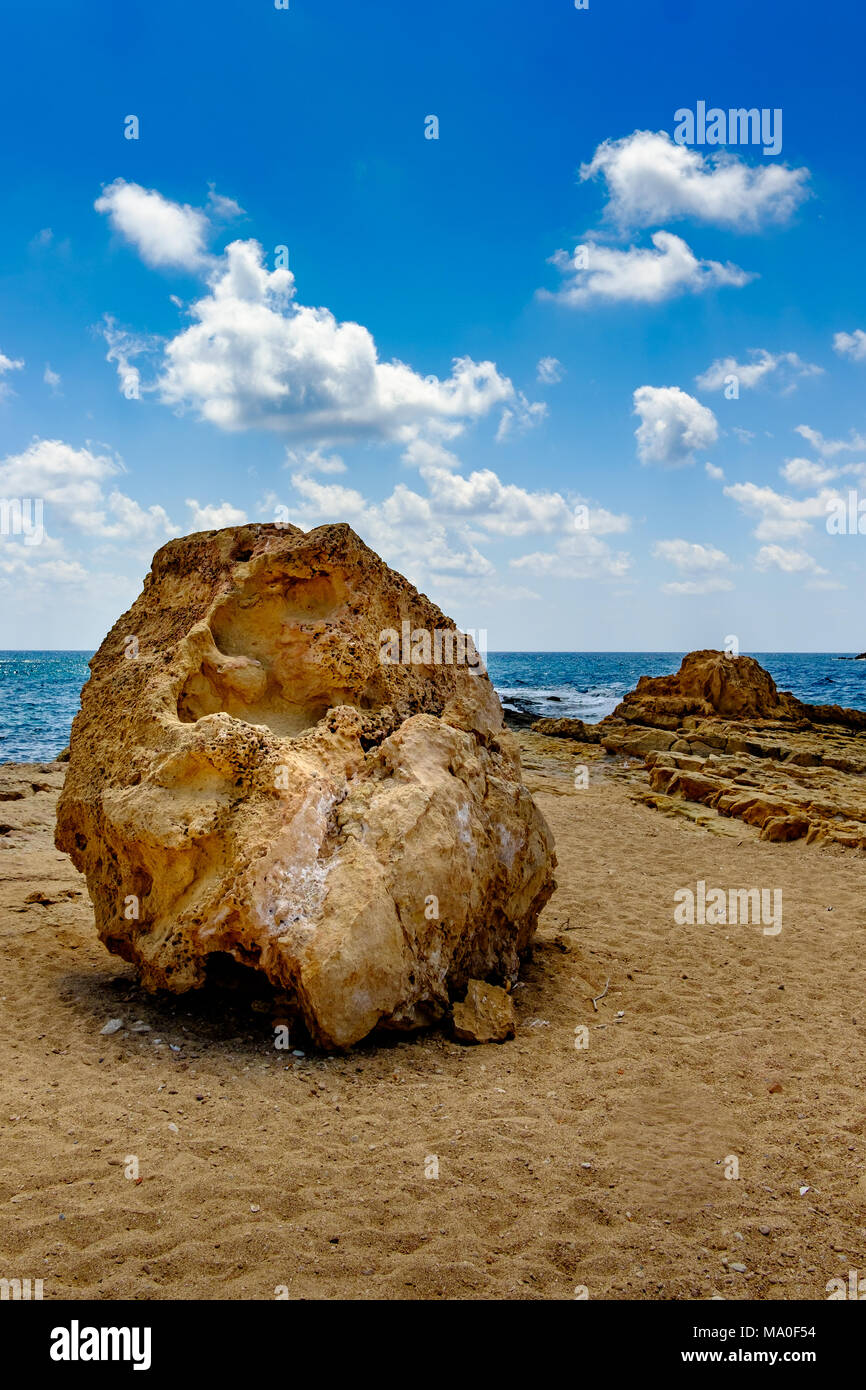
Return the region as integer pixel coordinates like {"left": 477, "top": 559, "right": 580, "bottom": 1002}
{"left": 1, "top": 0, "right": 865, "bottom": 650}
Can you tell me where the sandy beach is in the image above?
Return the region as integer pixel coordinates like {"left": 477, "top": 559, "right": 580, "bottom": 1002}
{"left": 2, "top": 731, "right": 864, "bottom": 1301}
{"left": 4, "top": 0, "right": 866, "bottom": 1344}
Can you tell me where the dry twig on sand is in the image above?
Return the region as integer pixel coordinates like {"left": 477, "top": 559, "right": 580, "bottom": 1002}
{"left": 592, "top": 977, "right": 610, "bottom": 1012}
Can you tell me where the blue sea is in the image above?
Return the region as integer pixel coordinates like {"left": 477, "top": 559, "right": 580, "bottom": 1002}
{"left": 2, "top": 650, "right": 866, "bottom": 763}
{"left": 0, "top": 651, "right": 93, "bottom": 763}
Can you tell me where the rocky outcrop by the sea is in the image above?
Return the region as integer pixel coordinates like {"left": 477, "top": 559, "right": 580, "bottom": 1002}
{"left": 55, "top": 523, "right": 556, "bottom": 1048}
{"left": 533, "top": 649, "right": 866, "bottom": 850}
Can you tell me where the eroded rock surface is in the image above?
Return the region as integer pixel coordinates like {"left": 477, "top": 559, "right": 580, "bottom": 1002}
{"left": 533, "top": 650, "right": 866, "bottom": 850}
{"left": 55, "top": 523, "right": 555, "bottom": 1048}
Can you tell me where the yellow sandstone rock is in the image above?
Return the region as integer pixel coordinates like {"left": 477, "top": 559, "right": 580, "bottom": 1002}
{"left": 451, "top": 979, "right": 516, "bottom": 1043}
{"left": 534, "top": 650, "right": 866, "bottom": 851}
{"left": 55, "top": 523, "right": 555, "bottom": 1048}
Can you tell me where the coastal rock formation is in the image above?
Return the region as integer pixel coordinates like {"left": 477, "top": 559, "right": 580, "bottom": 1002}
{"left": 55, "top": 523, "right": 555, "bottom": 1049}
{"left": 612, "top": 649, "right": 799, "bottom": 725}
{"left": 531, "top": 717, "right": 601, "bottom": 743}
{"left": 533, "top": 650, "right": 866, "bottom": 850}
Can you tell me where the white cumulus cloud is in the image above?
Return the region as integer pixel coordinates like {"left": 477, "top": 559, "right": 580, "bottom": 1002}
{"left": 755, "top": 544, "right": 826, "bottom": 575}
{"left": 185, "top": 499, "right": 249, "bottom": 530}
{"left": 510, "top": 531, "right": 631, "bottom": 581}
{"left": 544, "top": 231, "right": 752, "bottom": 307}
{"left": 579, "top": 130, "right": 810, "bottom": 232}
{"left": 653, "top": 538, "right": 734, "bottom": 594}
{"left": 283, "top": 448, "right": 631, "bottom": 593}
{"left": 724, "top": 480, "right": 838, "bottom": 540}
{"left": 95, "top": 184, "right": 521, "bottom": 442}
{"left": 633, "top": 385, "right": 718, "bottom": 467}
{"left": 95, "top": 179, "right": 213, "bottom": 271}
{"left": 155, "top": 238, "right": 515, "bottom": 437}
{"left": 0, "top": 438, "right": 177, "bottom": 541}
{"left": 779, "top": 457, "right": 838, "bottom": 488}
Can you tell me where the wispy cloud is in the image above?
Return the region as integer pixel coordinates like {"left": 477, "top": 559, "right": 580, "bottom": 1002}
{"left": 696, "top": 348, "right": 822, "bottom": 394}
{"left": 543, "top": 231, "right": 752, "bottom": 307}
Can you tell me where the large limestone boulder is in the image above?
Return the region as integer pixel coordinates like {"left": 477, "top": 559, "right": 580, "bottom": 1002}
{"left": 55, "top": 523, "right": 555, "bottom": 1048}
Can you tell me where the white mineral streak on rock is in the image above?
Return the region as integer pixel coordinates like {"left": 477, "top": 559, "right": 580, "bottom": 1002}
{"left": 256, "top": 784, "right": 338, "bottom": 934}
{"left": 496, "top": 824, "right": 522, "bottom": 869}
{"left": 456, "top": 802, "right": 473, "bottom": 846}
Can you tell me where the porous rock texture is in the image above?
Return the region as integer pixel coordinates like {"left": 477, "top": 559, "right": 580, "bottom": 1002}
{"left": 55, "top": 523, "right": 556, "bottom": 1048}
{"left": 533, "top": 650, "right": 866, "bottom": 850}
